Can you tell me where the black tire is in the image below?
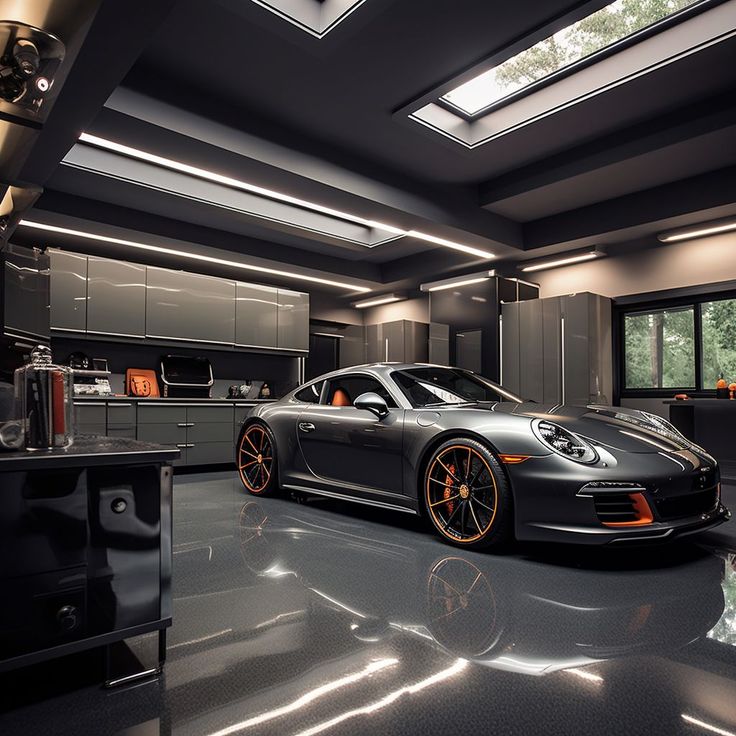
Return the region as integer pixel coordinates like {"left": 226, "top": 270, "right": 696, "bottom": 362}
{"left": 236, "top": 422, "right": 279, "bottom": 496}
{"left": 423, "top": 438, "right": 514, "bottom": 550}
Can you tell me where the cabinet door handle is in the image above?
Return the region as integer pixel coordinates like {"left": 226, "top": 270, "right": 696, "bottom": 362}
{"left": 177, "top": 422, "right": 195, "bottom": 427}
{"left": 298, "top": 422, "right": 316, "bottom": 433}
{"left": 109, "top": 403, "right": 133, "bottom": 408}
{"left": 176, "top": 443, "right": 195, "bottom": 448}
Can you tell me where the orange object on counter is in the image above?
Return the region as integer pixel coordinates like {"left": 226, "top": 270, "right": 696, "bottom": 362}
{"left": 126, "top": 368, "right": 160, "bottom": 398}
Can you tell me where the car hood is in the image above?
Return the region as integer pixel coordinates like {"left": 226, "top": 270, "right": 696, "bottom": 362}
{"left": 488, "top": 402, "right": 701, "bottom": 455}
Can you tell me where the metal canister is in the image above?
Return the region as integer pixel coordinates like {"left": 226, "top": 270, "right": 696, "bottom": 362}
{"left": 14, "top": 345, "right": 74, "bottom": 449}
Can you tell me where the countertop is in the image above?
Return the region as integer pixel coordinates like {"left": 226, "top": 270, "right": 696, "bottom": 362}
{"left": 0, "top": 435, "right": 180, "bottom": 471}
{"left": 665, "top": 399, "right": 736, "bottom": 405}
{"left": 72, "top": 396, "right": 277, "bottom": 404}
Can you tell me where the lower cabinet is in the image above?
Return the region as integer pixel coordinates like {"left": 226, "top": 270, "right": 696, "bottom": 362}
{"left": 74, "top": 400, "right": 257, "bottom": 467}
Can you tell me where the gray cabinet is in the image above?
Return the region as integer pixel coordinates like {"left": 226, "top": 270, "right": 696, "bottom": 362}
{"left": 277, "top": 289, "right": 309, "bottom": 351}
{"left": 235, "top": 282, "right": 278, "bottom": 348}
{"left": 146, "top": 267, "right": 236, "bottom": 345}
{"left": 2, "top": 245, "right": 49, "bottom": 341}
{"left": 106, "top": 401, "right": 137, "bottom": 440}
{"left": 49, "top": 249, "right": 87, "bottom": 332}
{"left": 366, "top": 320, "right": 429, "bottom": 363}
{"left": 74, "top": 402, "right": 106, "bottom": 435}
{"left": 429, "top": 323, "right": 450, "bottom": 365}
{"left": 86, "top": 256, "right": 146, "bottom": 338}
{"left": 501, "top": 293, "right": 611, "bottom": 405}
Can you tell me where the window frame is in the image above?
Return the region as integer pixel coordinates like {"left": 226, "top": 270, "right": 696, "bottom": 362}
{"left": 437, "top": 0, "right": 723, "bottom": 121}
{"left": 320, "top": 372, "right": 403, "bottom": 409}
{"left": 615, "top": 286, "right": 736, "bottom": 400}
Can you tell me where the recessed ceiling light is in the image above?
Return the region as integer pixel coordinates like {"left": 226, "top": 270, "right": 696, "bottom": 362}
{"left": 520, "top": 252, "right": 599, "bottom": 272}
{"left": 77, "top": 134, "right": 493, "bottom": 259}
{"left": 353, "top": 294, "right": 405, "bottom": 308}
{"left": 658, "top": 218, "right": 736, "bottom": 242}
{"left": 18, "top": 220, "right": 372, "bottom": 293}
{"left": 421, "top": 270, "right": 496, "bottom": 292}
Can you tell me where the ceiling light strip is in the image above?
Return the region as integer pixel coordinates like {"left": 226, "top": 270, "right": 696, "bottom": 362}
{"left": 353, "top": 295, "right": 404, "bottom": 308}
{"left": 77, "top": 134, "right": 494, "bottom": 259}
{"left": 18, "top": 220, "right": 371, "bottom": 293}
{"left": 421, "top": 270, "right": 495, "bottom": 292}
{"left": 520, "top": 252, "right": 599, "bottom": 273}
{"left": 658, "top": 219, "right": 736, "bottom": 243}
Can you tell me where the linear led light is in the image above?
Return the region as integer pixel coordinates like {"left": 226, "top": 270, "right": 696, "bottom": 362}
{"left": 421, "top": 270, "right": 495, "bottom": 292}
{"left": 658, "top": 219, "right": 736, "bottom": 243}
{"left": 682, "top": 715, "right": 736, "bottom": 736}
{"left": 78, "top": 134, "right": 495, "bottom": 259}
{"left": 520, "top": 252, "right": 599, "bottom": 272}
{"left": 353, "top": 294, "right": 405, "bottom": 308}
{"left": 18, "top": 220, "right": 372, "bottom": 293}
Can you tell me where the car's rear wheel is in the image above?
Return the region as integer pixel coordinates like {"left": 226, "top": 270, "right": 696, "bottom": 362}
{"left": 237, "top": 423, "right": 278, "bottom": 495}
{"left": 424, "top": 438, "right": 513, "bottom": 549}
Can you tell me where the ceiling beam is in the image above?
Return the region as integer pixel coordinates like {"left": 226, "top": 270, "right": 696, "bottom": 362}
{"left": 480, "top": 90, "right": 736, "bottom": 207}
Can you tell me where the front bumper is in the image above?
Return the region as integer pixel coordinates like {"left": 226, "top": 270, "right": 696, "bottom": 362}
{"left": 508, "top": 448, "right": 731, "bottom": 545}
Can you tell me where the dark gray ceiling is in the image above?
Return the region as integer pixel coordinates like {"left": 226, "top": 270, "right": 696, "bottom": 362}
{"left": 21, "top": 0, "right": 736, "bottom": 296}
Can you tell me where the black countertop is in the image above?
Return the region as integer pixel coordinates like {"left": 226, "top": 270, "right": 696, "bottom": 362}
{"left": 665, "top": 399, "right": 736, "bottom": 405}
{"left": 0, "top": 435, "right": 180, "bottom": 471}
{"left": 72, "top": 396, "right": 277, "bottom": 404}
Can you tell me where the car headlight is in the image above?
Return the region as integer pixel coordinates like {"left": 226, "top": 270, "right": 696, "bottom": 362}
{"left": 533, "top": 420, "right": 598, "bottom": 463}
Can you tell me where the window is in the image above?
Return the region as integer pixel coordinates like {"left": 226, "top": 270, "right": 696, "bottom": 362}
{"left": 325, "top": 375, "right": 397, "bottom": 408}
{"left": 442, "top": 0, "right": 701, "bottom": 116}
{"left": 701, "top": 298, "right": 736, "bottom": 388}
{"left": 294, "top": 381, "right": 324, "bottom": 404}
{"left": 623, "top": 307, "right": 695, "bottom": 389}
{"left": 392, "top": 367, "right": 521, "bottom": 407}
{"left": 620, "top": 293, "right": 736, "bottom": 395}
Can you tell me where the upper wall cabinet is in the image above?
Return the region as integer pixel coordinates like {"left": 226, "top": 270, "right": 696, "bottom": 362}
{"left": 86, "top": 256, "right": 146, "bottom": 338}
{"left": 277, "top": 289, "right": 309, "bottom": 352}
{"left": 146, "top": 267, "right": 236, "bottom": 346}
{"left": 235, "top": 283, "right": 278, "bottom": 349}
{"left": 49, "top": 251, "right": 309, "bottom": 352}
{"left": 49, "top": 249, "right": 87, "bottom": 333}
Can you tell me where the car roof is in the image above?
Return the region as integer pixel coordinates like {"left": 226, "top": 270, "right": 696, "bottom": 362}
{"left": 303, "top": 362, "right": 449, "bottom": 384}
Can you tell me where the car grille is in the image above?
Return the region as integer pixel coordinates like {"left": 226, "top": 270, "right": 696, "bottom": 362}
{"left": 655, "top": 487, "right": 719, "bottom": 520}
{"left": 593, "top": 494, "right": 642, "bottom": 524}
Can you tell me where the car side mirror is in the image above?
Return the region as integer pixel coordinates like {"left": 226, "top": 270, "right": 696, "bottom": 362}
{"left": 354, "top": 392, "right": 389, "bottom": 419}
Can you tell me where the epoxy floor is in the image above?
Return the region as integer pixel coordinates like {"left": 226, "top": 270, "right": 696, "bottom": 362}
{"left": 4, "top": 472, "right": 736, "bottom": 736}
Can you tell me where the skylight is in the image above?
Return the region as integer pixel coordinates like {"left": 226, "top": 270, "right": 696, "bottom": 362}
{"left": 442, "top": 0, "right": 702, "bottom": 116}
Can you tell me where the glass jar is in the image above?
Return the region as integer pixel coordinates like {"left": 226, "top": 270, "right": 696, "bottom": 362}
{"left": 14, "top": 345, "right": 73, "bottom": 450}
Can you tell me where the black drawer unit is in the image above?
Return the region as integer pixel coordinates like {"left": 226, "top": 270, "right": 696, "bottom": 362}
{"left": 0, "top": 438, "right": 177, "bottom": 686}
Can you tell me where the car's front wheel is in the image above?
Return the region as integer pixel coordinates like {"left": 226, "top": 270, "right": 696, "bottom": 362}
{"left": 424, "top": 438, "right": 513, "bottom": 549}
{"left": 237, "top": 422, "right": 279, "bottom": 495}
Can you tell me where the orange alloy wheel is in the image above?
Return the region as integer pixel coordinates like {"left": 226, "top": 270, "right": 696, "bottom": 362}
{"left": 238, "top": 424, "right": 274, "bottom": 493}
{"left": 426, "top": 444, "right": 499, "bottom": 544}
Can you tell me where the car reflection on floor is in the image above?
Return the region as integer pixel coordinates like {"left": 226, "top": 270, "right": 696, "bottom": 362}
{"left": 3, "top": 471, "right": 736, "bottom": 736}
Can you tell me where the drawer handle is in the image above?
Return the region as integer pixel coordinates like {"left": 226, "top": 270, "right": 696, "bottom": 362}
{"left": 177, "top": 423, "right": 195, "bottom": 427}
{"left": 109, "top": 403, "right": 133, "bottom": 408}
{"left": 176, "top": 443, "right": 195, "bottom": 448}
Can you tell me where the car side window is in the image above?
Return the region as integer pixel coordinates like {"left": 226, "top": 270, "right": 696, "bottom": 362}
{"left": 294, "top": 381, "right": 324, "bottom": 404}
{"left": 324, "top": 375, "right": 397, "bottom": 408}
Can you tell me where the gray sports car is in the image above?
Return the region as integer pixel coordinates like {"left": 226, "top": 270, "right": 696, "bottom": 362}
{"left": 235, "top": 363, "right": 729, "bottom": 549}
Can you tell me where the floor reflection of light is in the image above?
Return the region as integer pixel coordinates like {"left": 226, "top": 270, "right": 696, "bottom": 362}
{"left": 168, "top": 629, "right": 233, "bottom": 650}
{"left": 682, "top": 715, "right": 736, "bottom": 736}
{"left": 207, "top": 658, "right": 399, "bottom": 736}
{"left": 565, "top": 668, "right": 603, "bottom": 684}
{"left": 291, "top": 659, "right": 468, "bottom": 736}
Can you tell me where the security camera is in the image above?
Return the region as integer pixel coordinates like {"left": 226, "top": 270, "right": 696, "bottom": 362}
{"left": 13, "top": 39, "right": 40, "bottom": 77}
{"left": 0, "top": 23, "right": 64, "bottom": 114}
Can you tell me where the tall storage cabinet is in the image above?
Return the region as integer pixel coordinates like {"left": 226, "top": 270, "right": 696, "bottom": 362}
{"left": 501, "top": 292, "right": 611, "bottom": 405}
{"left": 366, "top": 320, "right": 429, "bottom": 363}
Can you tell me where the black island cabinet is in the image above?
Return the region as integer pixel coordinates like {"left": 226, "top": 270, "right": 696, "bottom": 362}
{"left": 0, "top": 436, "right": 179, "bottom": 686}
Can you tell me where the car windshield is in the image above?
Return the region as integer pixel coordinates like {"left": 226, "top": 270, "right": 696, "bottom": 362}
{"left": 391, "top": 367, "right": 522, "bottom": 407}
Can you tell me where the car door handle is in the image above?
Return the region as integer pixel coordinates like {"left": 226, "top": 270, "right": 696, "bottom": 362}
{"left": 298, "top": 422, "right": 316, "bottom": 433}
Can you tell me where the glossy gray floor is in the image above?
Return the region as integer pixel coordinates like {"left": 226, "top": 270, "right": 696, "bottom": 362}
{"left": 3, "top": 472, "right": 736, "bottom": 736}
